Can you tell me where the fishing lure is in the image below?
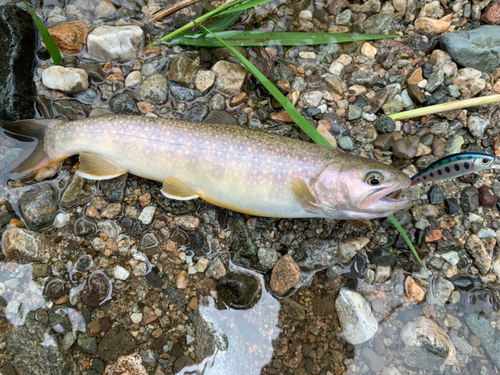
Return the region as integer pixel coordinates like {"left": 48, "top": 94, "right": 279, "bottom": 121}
{"left": 411, "top": 153, "right": 500, "bottom": 185}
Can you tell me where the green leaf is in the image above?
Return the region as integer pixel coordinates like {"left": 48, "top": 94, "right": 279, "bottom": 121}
{"left": 387, "top": 215, "right": 424, "bottom": 266}
{"left": 219, "top": 0, "right": 273, "bottom": 14}
{"left": 203, "top": 10, "right": 245, "bottom": 32}
{"left": 23, "top": 0, "right": 62, "bottom": 66}
{"left": 170, "top": 30, "right": 399, "bottom": 47}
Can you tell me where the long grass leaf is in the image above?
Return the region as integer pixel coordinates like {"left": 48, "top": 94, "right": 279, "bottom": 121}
{"left": 24, "top": 0, "right": 62, "bottom": 65}
{"left": 204, "top": 10, "right": 244, "bottom": 32}
{"left": 170, "top": 30, "right": 399, "bottom": 47}
{"left": 219, "top": 0, "right": 273, "bottom": 14}
{"left": 390, "top": 94, "right": 500, "bottom": 121}
{"left": 201, "top": 26, "right": 332, "bottom": 148}
{"left": 387, "top": 215, "right": 423, "bottom": 266}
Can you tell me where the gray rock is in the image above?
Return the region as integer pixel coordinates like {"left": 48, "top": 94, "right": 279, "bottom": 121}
{"left": 460, "top": 187, "right": 479, "bottom": 212}
{"left": 292, "top": 238, "right": 339, "bottom": 270}
{"left": 347, "top": 105, "right": 362, "bottom": 120}
{"left": 170, "top": 85, "right": 202, "bottom": 102}
{"left": 441, "top": 25, "right": 500, "bottom": 73}
{"left": 338, "top": 136, "right": 354, "bottom": 150}
{"left": 77, "top": 333, "right": 97, "bottom": 354}
{"left": 79, "top": 63, "right": 105, "bottom": 82}
{"left": 167, "top": 56, "right": 197, "bottom": 84}
{"left": 0, "top": 5, "right": 37, "bottom": 120}
{"left": 281, "top": 298, "right": 305, "bottom": 320}
{"left": 465, "top": 234, "right": 492, "bottom": 274}
{"left": 425, "top": 68, "right": 444, "bottom": 92}
{"left": 18, "top": 184, "right": 59, "bottom": 230}
{"left": 185, "top": 104, "right": 210, "bottom": 123}
{"left": 468, "top": 115, "right": 489, "bottom": 138}
{"left": 464, "top": 313, "right": 500, "bottom": 367}
{"left": 6, "top": 312, "right": 77, "bottom": 374}
{"left": 2, "top": 227, "right": 48, "bottom": 262}
{"left": 139, "top": 74, "right": 168, "bottom": 105}
{"left": 335, "top": 288, "right": 378, "bottom": 345}
{"left": 195, "top": 311, "right": 229, "bottom": 361}
{"left": 109, "top": 92, "right": 140, "bottom": 115}
{"left": 73, "top": 88, "right": 98, "bottom": 104}
{"left": 54, "top": 100, "right": 88, "bottom": 120}
{"left": 99, "top": 174, "right": 127, "bottom": 203}
{"left": 451, "top": 335, "right": 473, "bottom": 355}
{"left": 349, "top": 69, "right": 378, "bottom": 87}
{"left": 60, "top": 174, "right": 94, "bottom": 208}
{"left": 362, "top": 13, "right": 393, "bottom": 33}
{"left": 140, "top": 348, "right": 158, "bottom": 367}
{"left": 141, "top": 57, "right": 168, "bottom": 78}
{"left": 97, "top": 327, "right": 136, "bottom": 362}
{"left": 361, "top": 347, "right": 384, "bottom": 372}
{"left": 426, "top": 276, "right": 454, "bottom": 305}
{"left": 392, "top": 136, "right": 419, "bottom": 159}
{"left": 258, "top": 247, "right": 278, "bottom": 270}
{"left": 291, "top": 76, "right": 307, "bottom": 92}
{"left": 430, "top": 120, "right": 448, "bottom": 137}
{"left": 376, "top": 114, "right": 396, "bottom": 133}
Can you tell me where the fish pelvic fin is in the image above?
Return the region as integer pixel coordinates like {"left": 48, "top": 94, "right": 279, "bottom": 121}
{"left": 291, "top": 177, "right": 322, "bottom": 213}
{"left": 76, "top": 152, "right": 127, "bottom": 180}
{"left": 1, "top": 119, "right": 62, "bottom": 177}
{"left": 161, "top": 176, "right": 199, "bottom": 200}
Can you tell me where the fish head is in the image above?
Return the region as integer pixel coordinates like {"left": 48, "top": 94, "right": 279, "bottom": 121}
{"left": 313, "top": 156, "right": 413, "bottom": 220}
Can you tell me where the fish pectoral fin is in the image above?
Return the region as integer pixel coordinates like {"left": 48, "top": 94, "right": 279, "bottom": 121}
{"left": 291, "top": 178, "right": 322, "bottom": 212}
{"left": 161, "top": 176, "right": 199, "bottom": 200}
{"left": 76, "top": 152, "right": 127, "bottom": 180}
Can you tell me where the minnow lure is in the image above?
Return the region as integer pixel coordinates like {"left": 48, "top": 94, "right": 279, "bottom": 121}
{"left": 411, "top": 153, "right": 500, "bottom": 185}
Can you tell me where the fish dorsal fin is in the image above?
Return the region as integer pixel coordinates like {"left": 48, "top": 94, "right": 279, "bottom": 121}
{"left": 291, "top": 178, "right": 322, "bottom": 212}
{"left": 76, "top": 152, "right": 127, "bottom": 180}
{"left": 161, "top": 176, "right": 199, "bottom": 200}
{"left": 203, "top": 110, "right": 237, "bottom": 125}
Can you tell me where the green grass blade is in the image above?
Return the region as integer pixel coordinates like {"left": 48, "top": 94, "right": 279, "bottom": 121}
{"left": 219, "top": 0, "right": 273, "bottom": 14}
{"left": 203, "top": 10, "right": 244, "bottom": 32}
{"left": 24, "top": 0, "right": 62, "bottom": 65}
{"left": 170, "top": 30, "right": 399, "bottom": 47}
{"left": 387, "top": 215, "right": 423, "bottom": 266}
{"left": 201, "top": 26, "right": 332, "bottom": 148}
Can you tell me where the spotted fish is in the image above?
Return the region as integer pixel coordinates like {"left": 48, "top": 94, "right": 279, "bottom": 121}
{"left": 411, "top": 153, "right": 500, "bottom": 185}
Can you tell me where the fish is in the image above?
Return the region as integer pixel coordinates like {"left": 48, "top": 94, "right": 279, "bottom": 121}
{"left": 2, "top": 114, "right": 413, "bottom": 220}
{"left": 410, "top": 152, "right": 500, "bottom": 186}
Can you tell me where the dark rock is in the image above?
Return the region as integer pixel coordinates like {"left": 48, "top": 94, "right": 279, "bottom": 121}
{"left": 436, "top": 232, "right": 463, "bottom": 253}
{"left": 274, "top": 65, "right": 294, "bottom": 81}
{"left": 375, "top": 114, "right": 396, "bottom": 133}
{"left": 409, "top": 35, "right": 439, "bottom": 54}
{"left": 60, "top": 175, "right": 94, "bottom": 208}
{"left": 97, "top": 327, "right": 136, "bottom": 362}
{"left": 54, "top": 100, "right": 88, "bottom": 120}
{"left": 464, "top": 313, "right": 500, "bottom": 368}
{"left": 478, "top": 185, "right": 498, "bottom": 207}
{"left": 74, "top": 217, "right": 97, "bottom": 237}
{"left": 451, "top": 275, "right": 480, "bottom": 291}
{"left": 407, "top": 84, "right": 426, "bottom": 105}
{"left": 79, "top": 63, "right": 105, "bottom": 82}
{"left": 170, "top": 85, "right": 202, "bottom": 102}
{"left": 77, "top": 333, "right": 98, "bottom": 354}
{"left": 99, "top": 174, "right": 127, "bottom": 203}
{"left": 422, "top": 63, "right": 433, "bottom": 79}
{"left": 312, "top": 295, "right": 336, "bottom": 316}
{"left": 174, "top": 356, "right": 195, "bottom": 373}
{"left": 323, "top": 113, "right": 349, "bottom": 136}
{"left": 459, "top": 288, "right": 500, "bottom": 313}
{"left": 368, "top": 89, "right": 389, "bottom": 112}
{"left": 392, "top": 136, "right": 419, "bottom": 159}
{"left": 349, "top": 69, "right": 378, "bottom": 87}
{"left": 44, "top": 279, "right": 67, "bottom": 299}
{"left": 185, "top": 104, "right": 210, "bottom": 123}
{"left": 146, "top": 269, "right": 163, "bottom": 288}
{"left": 230, "top": 214, "right": 258, "bottom": 258}
{"left": 445, "top": 198, "right": 461, "bottom": 213}
{"left": 0, "top": 364, "right": 16, "bottom": 375}
{"left": 0, "top": 5, "right": 37, "bottom": 120}
{"left": 372, "top": 133, "right": 394, "bottom": 151}
{"left": 166, "top": 284, "right": 186, "bottom": 307}
{"left": 428, "top": 186, "right": 444, "bottom": 205}
{"left": 216, "top": 273, "right": 259, "bottom": 309}
{"left": 369, "top": 247, "right": 397, "bottom": 266}
{"left": 18, "top": 184, "right": 59, "bottom": 230}
{"left": 292, "top": 238, "right": 339, "bottom": 270}
{"left": 81, "top": 271, "right": 112, "bottom": 308}
{"left": 92, "top": 358, "right": 105, "bottom": 374}
{"left": 36, "top": 95, "right": 54, "bottom": 118}
{"left": 341, "top": 253, "right": 367, "bottom": 279}
{"left": 109, "top": 93, "right": 140, "bottom": 115}
{"left": 7, "top": 312, "right": 77, "bottom": 374}
{"left": 441, "top": 25, "right": 500, "bottom": 73}
{"left": 281, "top": 298, "right": 305, "bottom": 320}
{"left": 166, "top": 57, "right": 197, "bottom": 84}
{"left": 460, "top": 187, "right": 479, "bottom": 212}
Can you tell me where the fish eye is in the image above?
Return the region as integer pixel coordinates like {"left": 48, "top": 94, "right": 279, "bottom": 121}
{"left": 482, "top": 157, "right": 491, "bottom": 165}
{"left": 365, "top": 172, "right": 384, "bottom": 186}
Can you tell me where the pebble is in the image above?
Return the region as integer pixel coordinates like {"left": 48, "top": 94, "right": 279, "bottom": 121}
{"left": 361, "top": 42, "right": 377, "bottom": 59}
{"left": 302, "top": 91, "right": 323, "bottom": 107}
{"left": 125, "top": 71, "right": 142, "bottom": 89}
{"left": 376, "top": 114, "right": 396, "bottom": 133}
{"left": 167, "top": 57, "right": 197, "bottom": 85}
{"left": 425, "top": 68, "right": 444, "bottom": 92}
{"left": 270, "top": 254, "right": 302, "bottom": 295}
{"left": 478, "top": 185, "right": 498, "bottom": 207}
{"left": 404, "top": 276, "right": 425, "bottom": 302}
{"left": 258, "top": 247, "right": 278, "bottom": 270}
{"left": 139, "top": 74, "right": 168, "bottom": 105}
{"left": 87, "top": 25, "right": 145, "bottom": 63}
{"left": 335, "top": 288, "right": 378, "bottom": 345}
{"left": 460, "top": 187, "right": 479, "bottom": 212}
{"left": 2, "top": 227, "right": 48, "bottom": 261}
{"left": 466, "top": 234, "right": 492, "bottom": 274}
{"left": 113, "top": 265, "right": 130, "bottom": 280}
{"left": 392, "top": 136, "right": 419, "bottom": 159}
{"left": 211, "top": 60, "right": 247, "bottom": 95}
{"left": 361, "top": 347, "right": 384, "bottom": 372}
{"left": 455, "top": 68, "right": 486, "bottom": 98}
{"left": 130, "top": 313, "right": 143, "bottom": 324}
{"left": 42, "top": 66, "right": 89, "bottom": 94}
{"left": 47, "top": 20, "right": 88, "bottom": 54}
{"left": 339, "top": 237, "right": 369, "bottom": 263}
{"left": 468, "top": 115, "right": 489, "bottom": 138}
{"left": 195, "top": 70, "right": 216, "bottom": 93}
{"left": 103, "top": 352, "right": 148, "bottom": 375}
{"left": 414, "top": 17, "right": 450, "bottom": 34}
{"left": 337, "top": 136, "right": 354, "bottom": 150}
{"left": 426, "top": 276, "right": 454, "bottom": 305}
{"left": 175, "top": 215, "right": 200, "bottom": 230}
{"left": 109, "top": 93, "right": 139, "bottom": 115}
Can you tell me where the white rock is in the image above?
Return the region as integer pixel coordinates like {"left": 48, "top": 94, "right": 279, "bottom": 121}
{"left": 302, "top": 90, "right": 323, "bottom": 107}
{"left": 42, "top": 66, "right": 89, "bottom": 93}
{"left": 130, "top": 312, "right": 143, "bottom": 324}
{"left": 441, "top": 251, "right": 459, "bottom": 265}
{"left": 113, "top": 265, "right": 130, "bottom": 280}
{"left": 329, "top": 61, "right": 344, "bottom": 76}
{"left": 87, "top": 26, "right": 145, "bottom": 63}
{"left": 338, "top": 236, "right": 369, "bottom": 263}
{"left": 53, "top": 212, "right": 69, "bottom": 228}
{"left": 138, "top": 206, "right": 156, "bottom": 225}
{"left": 195, "top": 258, "right": 210, "bottom": 273}
{"left": 125, "top": 70, "right": 143, "bottom": 88}
{"left": 335, "top": 288, "right": 378, "bottom": 345}
{"left": 211, "top": 60, "right": 247, "bottom": 95}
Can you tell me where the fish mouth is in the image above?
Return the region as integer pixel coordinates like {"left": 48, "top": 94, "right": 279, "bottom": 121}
{"left": 361, "top": 182, "right": 413, "bottom": 213}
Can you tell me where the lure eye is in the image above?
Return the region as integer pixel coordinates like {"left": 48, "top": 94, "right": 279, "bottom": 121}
{"left": 365, "top": 172, "right": 384, "bottom": 186}
{"left": 482, "top": 157, "right": 491, "bottom": 165}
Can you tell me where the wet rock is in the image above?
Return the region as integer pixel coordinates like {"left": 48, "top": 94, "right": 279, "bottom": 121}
{"left": 362, "top": 13, "right": 393, "bottom": 34}
{"left": 73, "top": 88, "right": 98, "bottom": 104}
{"left": 170, "top": 85, "right": 202, "bottom": 102}
{"left": 335, "top": 288, "right": 378, "bottom": 345}
{"left": 87, "top": 25, "right": 144, "bottom": 63}
{"left": 292, "top": 238, "right": 339, "bottom": 270}
{"left": 436, "top": 232, "right": 463, "bottom": 252}
{"left": 48, "top": 20, "right": 88, "bottom": 55}
{"left": 125, "top": 71, "right": 142, "bottom": 88}
{"left": 342, "top": 253, "right": 367, "bottom": 279}
{"left": 468, "top": 115, "right": 489, "bottom": 138}
{"left": 479, "top": 185, "right": 498, "bottom": 207}
{"left": 441, "top": 26, "right": 500, "bottom": 73}
{"left": 7, "top": 312, "right": 77, "bottom": 374}
{"left": 0, "top": 5, "right": 37, "bottom": 120}
{"left": 339, "top": 236, "right": 369, "bottom": 263}
{"left": 270, "top": 254, "right": 302, "bottom": 296}
{"left": 211, "top": 60, "right": 247, "bottom": 95}
{"left": 18, "top": 184, "right": 59, "bottom": 230}
{"left": 103, "top": 352, "right": 148, "bottom": 375}
{"left": 404, "top": 276, "right": 425, "bottom": 303}
{"left": 369, "top": 247, "right": 397, "bottom": 266}
{"left": 99, "top": 174, "right": 127, "bottom": 203}
{"left": 375, "top": 114, "right": 396, "bottom": 133}
{"left": 426, "top": 276, "right": 454, "bottom": 305}
{"left": 372, "top": 133, "right": 394, "bottom": 151}
{"left": 455, "top": 68, "right": 486, "bottom": 98}
{"left": 258, "top": 247, "right": 278, "bottom": 270}
{"left": 74, "top": 217, "right": 97, "bottom": 237}
{"left": 42, "top": 66, "right": 89, "bottom": 94}
{"left": 54, "top": 100, "right": 88, "bottom": 120}
{"left": 281, "top": 298, "right": 305, "bottom": 320}
{"left": 392, "top": 136, "right": 419, "bottom": 160}
{"left": 216, "top": 273, "right": 259, "bottom": 309}
{"left": 361, "top": 347, "right": 384, "bottom": 372}
{"left": 445, "top": 198, "right": 461, "bottom": 214}
{"left": 109, "top": 92, "right": 140, "bottom": 115}
{"left": 429, "top": 186, "right": 444, "bottom": 205}
{"left": 194, "top": 311, "right": 228, "bottom": 362}
{"left": 185, "top": 104, "right": 210, "bottom": 123}
{"left": 97, "top": 327, "right": 136, "bottom": 362}
{"left": 79, "top": 63, "right": 106, "bottom": 82}
{"left": 139, "top": 74, "right": 168, "bottom": 105}
{"left": 2, "top": 227, "right": 48, "bottom": 262}
{"left": 399, "top": 316, "right": 456, "bottom": 371}
{"left": 166, "top": 57, "right": 197, "bottom": 85}
{"left": 77, "top": 333, "right": 97, "bottom": 354}
{"left": 81, "top": 270, "right": 113, "bottom": 308}
{"left": 205, "top": 256, "right": 227, "bottom": 279}
{"left": 460, "top": 288, "right": 500, "bottom": 313}
{"left": 230, "top": 214, "right": 257, "bottom": 257}
{"left": 465, "top": 234, "right": 492, "bottom": 274}
{"left": 464, "top": 313, "right": 500, "bottom": 367}
{"left": 460, "top": 187, "right": 479, "bottom": 212}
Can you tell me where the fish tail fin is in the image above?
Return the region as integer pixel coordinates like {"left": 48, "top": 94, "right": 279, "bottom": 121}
{"left": 1, "top": 119, "right": 62, "bottom": 177}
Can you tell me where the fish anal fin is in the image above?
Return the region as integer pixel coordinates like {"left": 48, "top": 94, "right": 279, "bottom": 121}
{"left": 161, "top": 176, "right": 199, "bottom": 200}
{"left": 291, "top": 178, "right": 321, "bottom": 212}
{"left": 76, "top": 152, "right": 127, "bottom": 180}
